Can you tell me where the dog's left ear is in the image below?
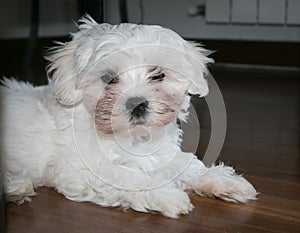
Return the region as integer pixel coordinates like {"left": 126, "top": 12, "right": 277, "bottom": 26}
{"left": 184, "top": 41, "right": 214, "bottom": 97}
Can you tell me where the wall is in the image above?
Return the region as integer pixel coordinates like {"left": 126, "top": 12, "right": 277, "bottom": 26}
{"left": 0, "top": 0, "right": 299, "bottom": 42}
{"left": 105, "top": 0, "right": 300, "bottom": 41}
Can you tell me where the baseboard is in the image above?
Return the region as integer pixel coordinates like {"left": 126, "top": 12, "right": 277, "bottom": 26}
{"left": 211, "top": 62, "right": 300, "bottom": 73}
{"left": 0, "top": 38, "right": 299, "bottom": 76}
{"left": 195, "top": 39, "right": 300, "bottom": 68}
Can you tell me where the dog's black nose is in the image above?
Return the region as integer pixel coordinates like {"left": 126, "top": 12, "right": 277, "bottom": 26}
{"left": 126, "top": 97, "right": 148, "bottom": 118}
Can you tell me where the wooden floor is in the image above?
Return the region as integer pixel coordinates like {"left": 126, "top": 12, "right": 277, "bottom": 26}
{"left": 2, "top": 65, "right": 300, "bottom": 232}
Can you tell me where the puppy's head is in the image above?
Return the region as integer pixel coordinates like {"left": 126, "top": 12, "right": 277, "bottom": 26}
{"left": 46, "top": 16, "right": 213, "bottom": 135}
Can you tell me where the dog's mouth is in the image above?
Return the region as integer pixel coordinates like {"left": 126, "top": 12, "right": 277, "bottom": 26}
{"left": 130, "top": 116, "right": 148, "bottom": 126}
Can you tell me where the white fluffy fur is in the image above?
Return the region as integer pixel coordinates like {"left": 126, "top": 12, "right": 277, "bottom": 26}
{"left": 1, "top": 16, "right": 257, "bottom": 218}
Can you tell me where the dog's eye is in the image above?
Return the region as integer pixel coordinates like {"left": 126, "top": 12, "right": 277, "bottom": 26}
{"left": 150, "top": 72, "right": 165, "bottom": 82}
{"left": 101, "top": 73, "right": 119, "bottom": 84}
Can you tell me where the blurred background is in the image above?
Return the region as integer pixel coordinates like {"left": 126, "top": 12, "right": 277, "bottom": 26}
{"left": 0, "top": 0, "right": 299, "bottom": 84}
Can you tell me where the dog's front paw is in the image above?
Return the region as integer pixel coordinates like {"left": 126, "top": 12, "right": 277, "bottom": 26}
{"left": 157, "top": 189, "right": 194, "bottom": 218}
{"left": 195, "top": 164, "right": 258, "bottom": 203}
{"left": 129, "top": 188, "right": 194, "bottom": 218}
{"left": 211, "top": 175, "right": 258, "bottom": 203}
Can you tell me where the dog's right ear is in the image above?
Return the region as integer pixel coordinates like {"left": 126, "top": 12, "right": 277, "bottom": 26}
{"left": 46, "top": 15, "right": 99, "bottom": 106}
{"left": 46, "top": 41, "right": 84, "bottom": 106}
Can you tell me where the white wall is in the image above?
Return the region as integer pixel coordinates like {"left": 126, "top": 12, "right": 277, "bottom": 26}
{"left": 0, "top": 0, "right": 299, "bottom": 42}
{"left": 105, "top": 0, "right": 300, "bottom": 42}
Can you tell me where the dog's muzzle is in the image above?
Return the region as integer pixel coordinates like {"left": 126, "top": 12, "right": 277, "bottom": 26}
{"left": 126, "top": 96, "right": 148, "bottom": 121}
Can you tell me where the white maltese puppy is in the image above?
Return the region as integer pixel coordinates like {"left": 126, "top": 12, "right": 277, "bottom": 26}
{"left": 1, "top": 16, "right": 257, "bottom": 218}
